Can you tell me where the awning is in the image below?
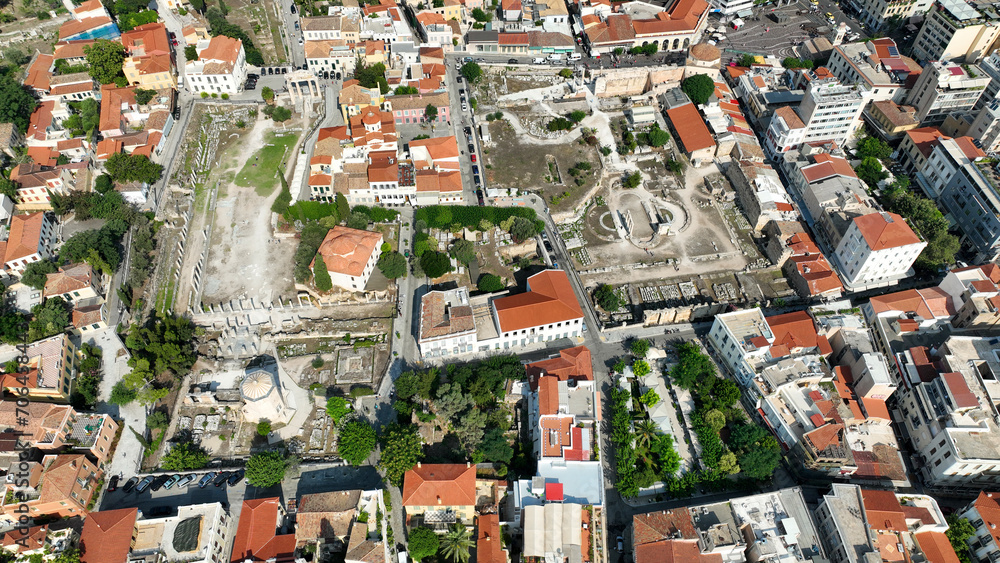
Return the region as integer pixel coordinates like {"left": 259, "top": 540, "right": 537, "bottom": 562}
{"left": 737, "top": 8, "right": 753, "bottom": 17}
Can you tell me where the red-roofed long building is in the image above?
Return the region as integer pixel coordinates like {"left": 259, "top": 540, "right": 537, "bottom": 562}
{"left": 230, "top": 498, "right": 295, "bottom": 562}
{"left": 491, "top": 269, "right": 584, "bottom": 350}
{"left": 401, "top": 463, "right": 477, "bottom": 528}
{"left": 185, "top": 35, "right": 247, "bottom": 95}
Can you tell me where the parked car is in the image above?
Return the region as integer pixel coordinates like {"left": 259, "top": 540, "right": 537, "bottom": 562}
{"left": 470, "top": 154, "right": 476, "bottom": 162}
{"left": 544, "top": 240, "right": 553, "bottom": 252}
{"left": 472, "top": 165, "right": 480, "bottom": 175}
{"left": 107, "top": 475, "right": 120, "bottom": 492}
{"left": 147, "top": 506, "right": 172, "bottom": 517}
{"left": 467, "top": 144, "right": 475, "bottom": 153}
{"left": 508, "top": 58, "right": 518, "bottom": 64}
{"left": 213, "top": 472, "right": 230, "bottom": 487}
{"left": 461, "top": 102, "right": 468, "bottom": 111}
{"left": 135, "top": 476, "right": 154, "bottom": 494}
{"left": 163, "top": 475, "right": 181, "bottom": 489}
{"left": 198, "top": 473, "right": 216, "bottom": 488}
{"left": 227, "top": 470, "right": 245, "bottom": 486}
{"left": 122, "top": 477, "right": 139, "bottom": 493}
{"left": 150, "top": 475, "right": 170, "bottom": 492}
{"left": 176, "top": 474, "right": 196, "bottom": 488}
{"left": 474, "top": 175, "right": 481, "bottom": 186}
{"left": 463, "top": 126, "right": 472, "bottom": 134}
{"left": 617, "top": 537, "right": 624, "bottom": 552}
{"left": 290, "top": 4, "right": 296, "bottom": 12}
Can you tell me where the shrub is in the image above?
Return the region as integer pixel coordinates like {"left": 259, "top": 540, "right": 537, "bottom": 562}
{"left": 257, "top": 420, "right": 272, "bottom": 436}
{"left": 477, "top": 273, "right": 504, "bottom": 293}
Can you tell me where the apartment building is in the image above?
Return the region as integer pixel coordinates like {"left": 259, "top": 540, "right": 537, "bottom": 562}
{"left": 814, "top": 485, "right": 955, "bottom": 563}
{"left": 725, "top": 160, "right": 798, "bottom": 233}
{"left": 0, "top": 454, "right": 101, "bottom": 524}
{"left": 916, "top": 137, "right": 999, "bottom": 262}
{"left": 301, "top": 11, "right": 361, "bottom": 42}
{"left": 826, "top": 38, "right": 919, "bottom": 103}
{"left": 43, "top": 263, "right": 101, "bottom": 303}
{"left": 892, "top": 336, "right": 1000, "bottom": 486}
{"left": 230, "top": 498, "right": 295, "bottom": 562}
{"left": 402, "top": 463, "right": 477, "bottom": 528}
{"left": 945, "top": 263, "right": 1000, "bottom": 329}
{"left": 0, "top": 334, "right": 79, "bottom": 401}
{"left": 957, "top": 492, "right": 1000, "bottom": 563}
{"left": 912, "top": 0, "right": 1000, "bottom": 63}
{"left": 905, "top": 60, "right": 989, "bottom": 124}
{"left": 2, "top": 211, "right": 54, "bottom": 276}
{"left": 764, "top": 80, "right": 869, "bottom": 157}
{"left": 853, "top": 0, "right": 926, "bottom": 32}
{"left": 831, "top": 212, "right": 926, "bottom": 291}
{"left": 184, "top": 35, "right": 247, "bottom": 95}
{"left": 80, "top": 503, "right": 232, "bottom": 563}
{"left": 0, "top": 402, "right": 118, "bottom": 463}
{"left": 491, "top": 269, "right": 585, "bottom": 350}
{"left": 121, "top": 22, "right": 176, "bottom": 90}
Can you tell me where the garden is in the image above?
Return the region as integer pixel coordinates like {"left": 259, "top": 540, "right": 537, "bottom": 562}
{"left": 609, "top": 341, "right": 783, "bottom": 499}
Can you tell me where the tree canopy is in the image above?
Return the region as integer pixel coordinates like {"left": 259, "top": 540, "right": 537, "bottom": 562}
{"left": 28, "top": 297, "right": 70, "bottom": 341}
{"left": 594, "top": 284, "right": 621, "bottom": 311}
{"left": 408, "top": 527, "right": 440, "bottom": 562}
{"left": 461, "top": 62, "right": 483, "bottom": 82}
{"left": 377, "top": 251, "right": 406, "bottom": 279}
{"left": 245, "top": 450, "right": 288, "bottom": 488}
{"left": 946, "top": 515, "right": 975, "bottom": 563}
{"left": 0, "top": 75, "right": 38, "bottom": 133}
{"left": 378, "top": 423, "right": 423, "bottom": 486}
{"left": 420, "top": 251, "right": 452, "bottom": 278}
{"left": 326, "top": 396, "right": 352, "bottom": 423}
{"left": 105, "top": 152, "right": 163, "bottom": 184}
{"left": 124, "top": 314, "right": 198, "bottom": 376}
{"left": 681, "top": 74, "right": 715, "bottom": 105}
{"left": 161, "top": 441, "right": 210, "bottom": 470}
{"left": 338, "top": 419, "right": 377, "bottom": 465}
{"left": 477, "top": 273, "right": 504, "bottom": 293}
{"left": 20, "top": 260, "right": 57, "bottom": 291}
{"left": 84, "top": 40, "right": 126, "bottom": 85}
{"left": 313, "top": 255, "right": 333, "bottom": 291}
{"left": 449, "top": 239, "right": 476, "bottom": 265}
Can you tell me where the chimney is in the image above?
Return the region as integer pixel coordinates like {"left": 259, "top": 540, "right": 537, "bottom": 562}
{"left": 467, "top": 462, "right": 471, "bottom": 468}
{"left": 437, "top": 496, "right": 442, "bottom": 505}
{"left": 417, "top": 462, "right": 421, "bottom": 468}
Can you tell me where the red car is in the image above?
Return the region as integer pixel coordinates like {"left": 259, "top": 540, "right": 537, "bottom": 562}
{"left": 471, "top": 154, "right": 476, "bottom": 162}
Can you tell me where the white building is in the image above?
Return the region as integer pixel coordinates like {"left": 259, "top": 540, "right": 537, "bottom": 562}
{"left": 831, "top": 212, "right": 926, "bottom": 291}
{"left": 239, "top": 356, "right": 292, "bottom": 425}
{"left": 957, "top": 492, "right": 1000, "bottom": 563}
{"left": 491, "top": 269, "right": 585, "bottom": 350}
{"left": 825, "top": 38, "right": 917, "bottom": 103}
{"left": 418, "top": 287, "right": 478, "bottom": 359}
{"left": 3, "top": 212, "right": 54, "bottom": 276}
{"left": 911, "top": 0, "right": 1000, "bottom": 64}
{"left": 312, "top": 226, "right": 384, "bottom": 292}
{"left": 905, "top": 60, "right": 990, "bottom": 125}
{"left": 893, "top": 336, "right": 1000, "bottom": 487}
{"left": 134, "top": 503, "right": 233, "bottom": 563}
{"left": 184, "top": 35, "right": 247, "bottom": 95}
{"left": 815, "top": 484, "right": 952, "bottom": 563}
{"left": 797, "top": 79, "right": 871, "bottom": 147}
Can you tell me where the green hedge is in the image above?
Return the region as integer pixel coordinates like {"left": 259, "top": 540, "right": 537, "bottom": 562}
{"left": 353, "top": 205, "right": 399, "bottom": 223}
{"left": 415, "top": 205, "right": 537, "bottom": 230}
{"left": 285, "top": 201, "right": 338, "bottom": 222}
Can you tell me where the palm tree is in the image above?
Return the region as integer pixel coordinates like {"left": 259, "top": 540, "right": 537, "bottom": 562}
{"left": 635, "top": 419, "right": 658, "bottom": 450}
{"left": 440, "top": 524, "right": 474, "bottom": 563}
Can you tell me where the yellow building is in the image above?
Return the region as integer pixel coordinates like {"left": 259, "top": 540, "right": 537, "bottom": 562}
{"left": 122, "top": 22, "right": 177, "bottom": 90}
{"left": 402, "top": 463, "right": 477, "bottom": 529}
{"left": 0, "top": 334, "right": 79, "bottom": 402}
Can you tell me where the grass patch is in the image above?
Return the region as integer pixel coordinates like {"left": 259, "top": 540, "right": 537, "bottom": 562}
{"left": 235, "top": 131, "right": 300, "bottom": 195}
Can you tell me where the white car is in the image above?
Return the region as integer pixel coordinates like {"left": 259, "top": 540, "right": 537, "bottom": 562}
{"left": 462, "top": 102, "right": 468, "bottom": 111}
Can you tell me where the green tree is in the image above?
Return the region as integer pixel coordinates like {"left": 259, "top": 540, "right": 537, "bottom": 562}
{"left": 257, "top": 420, "right": 272, "bottom": 436}
{"left": 2, "top": 47, "right": 28, "bottom": 66}
{"left": 147, "top": 411, "right": 169, "bottom": 429}
{"left": 508, "top": 216, "right": 536, "bottom": 242}
{"left": 272, "top": 106, "right": 292, "bottom": 122}
{"left": 105, "top": 153, "right": 163, "bottom": 184}
{"left": 378, "top": 423, "right": 423, "bottom": 486}
{"left": 450, "top": 239, "right": 476, "bottom": 265}
{"left": 647, "top": 127, "right": 670, "bottom": 147}
{"left": 568, "top": 110, "right": 587, "bottom": 123}
{"left": 347, "top": 211, "right": 369, "bottom": 230}
{"left": 718, "top": 451, "right": 740, "bottom": 474}
{"left": 558, "top": 68, "right": 573, "bottom": 78}
{"left": 338, "top": 419, "right": 377, "bottom": 465}
{"left": 781, "top": 56, "right": 813, "bottom": 69}
{"left": 51, "top": 549, "right": 81, "bottom": 563}
{"left": 440, "top": 523, "right": 474, "bottom": 563}
{"left": 408, "top": 527, "right": 440, "bottom": 562}
{"left": 855, "top": 156, "right": 887, "bottom": 187}
{"left": 394, "top": 85, "right": 418, "bottom": 95}
{"left": 623, "top": 172, "right": 642, "bottom": 189}
{"left": 184, "top": 44, "right": 198, "bottom": 60}
{"left": 638, "top": 389, "right": 659, "bottom": 408}
{"left": 326, "top": 396, "right": 352, "bottom": 423}
{"left": 109, "top": 381, "right": 137, "bottom": 405}
{"left": 670, "top": 342, "right": 715, "bottom": 390}
{"left": 94, "top": 173, "right": 114, "bottom": 194}
{"left": 630, "top": 338, "right": 650, "bottom": 357}
{"left": 335, "top": 193, "right": 350, "bottom": 221}
{"left": 738, "top": 446, "right": 781, "bottom": 480}
{"left": 681, "top": 74, "right": 715, "bottom": 105}
{"left": 161, "top": 441, "right": 210, "bottom": 470}
{"left": 0, "top": 75, "right": 38, "bottom": 133}
{"left": 119, "top": 9, "right": 158, "bottom": 30}
{"left": 594, "top": 284, "right": 621, "bottom": 311}
{"left": 20, "top": 260, "right": 57, "bottom": 290}
{"left": 946, "top": 515, "right": 976, "bottom": 563}
{"left": 477, "top": 273, "right": 504, "bottom": 292}
{"left": 461, "top": 61, "right": 483, "bottom": 82}
{"left": 634, "top": 419, "right": 658, "bottom": 449}
{"left": 470, "top": 7, "right": 492, "bottom": 20}
{"left": 261, "top": 85, "right": 274, "bottom": 103}
{"left": 704, "top": 408, "right": 726, "bottom": 432}
{"left": 633, "top": 359, "right": 651, "bottom": 377}
{"left": 478, "top": 426, "right": 513, "bottom": 464}
{"left": 84, "top": 39, "right": 126, "bottom": 84}
{"left": 28, "top": 297, "right": 70, "bottom": 341}
{"left": 313, "top": 255, "right": 333, "bottom": 291}
{"left": 420, "top": 251, "right": 452, "bottom": 278}
{"left": 737, "top": 53, "right": 757, "bottom": 67}
{"left": 134, "top": 88, "right": 156, "bottom": 105}
{"left": 124, "top": 314, "right": 198, "bottom": 376}
{"left": 377, "top": 251, "right": 406, "bottom": 279}
{"left": 425, "top": 104, "right": 438, "bottom": 122}
{"left": 711, "top": 378, "right": 740, "bottom": 408}
{"left": 245, "top": 450, "right": 288, "bottom": 488}
{"left": 856, "top": 135, "right": 892, "bottom": 161}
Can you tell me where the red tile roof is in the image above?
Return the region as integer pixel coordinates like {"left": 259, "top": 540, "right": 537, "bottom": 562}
{"left": 4, "top": 212, "right": 46, "bottom": 265}
{"left": 867, "top": 287, "right": 955, "bottom": 318}
{"left": 800, "top": 154, "right": 857, "bottom": 183}
{"left": 953, "top": 136, "right": 985, "bottom": 160}
{"left": 401, "top": 464, "right": 476, "bottom": 507}
{"left": 632, "top": 509, "right": 698, "bottom": 546}
{"left": 766, "top": 311, "right": 831, "bottom": 355}
{"left": 24, "top": 54, "right": 54, "bottom": 92}
{"left": 861, "top": 398, "right": 891, "bottom": 420}
{"left": 914, "top": 532, "right": 962, "bottom": 563}
{"left": 941, "top": 372, "right": 977, "bottom": 409}
{"left": 477, "top": 514, "right": 505, "bottom": 563}
{"left": 636, "top": 539, "right": 722, "bottom": 563}
{"left": 230, "top": 498, "right": 296, "bottom": 562}
{"left": 854, "top": 212, "right": 922, "bottom": 251}
{"left": 804, "top": 422, "right": 843, "bottom": 452}
{"left": 666, "top": 103, "right": 714, "bottom": 153}
{"left": 79, "top": 508, "right": 138, "bottom": 563}
{"left": 525, "top": 346, "right": 593, "bottom": 390}
{"left": 493, "top": 270, "right": 583, "bottom": 333}
{"left": 905, "top": 127, "right": 947, "bottom": 158}
{"left": 538, "top": 375, "right": 560, "bottom": 416}
{"left": 313, "top": 226, "right": 382, "bottom": 277}
{"left": 861, "top": 489, "right": 907, "bottom": 532}
{"left": 973, "top": 492, "right": 1000, "bottom": 549}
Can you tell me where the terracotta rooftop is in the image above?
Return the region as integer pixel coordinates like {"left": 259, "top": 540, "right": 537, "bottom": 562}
{"left": 401, "top": 463, "right": 476, "bottom": 507}
{"left": 972, "top": 492, "right": 1000, "bottom": 549}
{"left": 525, "top": 346, "right": 593, "bottom": 390}
{"left": 230, "top": 498, "right": 296, "bottom": 562}
{"left": 804, "top": 422, "right": 843, "bottom": 452}
{"left": 905, "top": 126, "right": 947, "bottom": 158}
{"left": 766, "top": 310, "right": 832, "bottom": 355}
{"left": 313, "top": 226, "right": 382, "bottom": 278}
{"left": 868, "top": 286, "right": 955, "bottom": 318}
{"left": 493, "top": 270, "right": 583, "bottom": 333}
{"left": 58, "top": 16, "right": 113, "bottom": 41}
{"left": 854, "top": 212, "right": 922, "bottom": 251}
{"left": 632, "top": 509, "right": 697, "bottom": 546}
{"left": 419, "top": 289, "right": 475, "bottom": 341}
{"left": 477, "top": 514, "right": 505, "bottom": 563}
{"left": 914, "top": 532, "right": 961, "bottom": 563}
{"left": 79, "top": 508, "right": 138, "bottom": 563}
{"left": 801, "top": 153, "right": 857, "bottom": 182}
{"left": 666, "top": 103, "right": 715, "bottom": 153}
{"left": 4, "top": 212, "right": 47, "bottom": 265}
{"left": 44, "top": 262, "right": 93, "bottom": 298}
{"left": 24, "top": 54, "right": 54, "bottom": 91}
{"left": 635, "top": 539, "right": 722, "bottom": 563}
